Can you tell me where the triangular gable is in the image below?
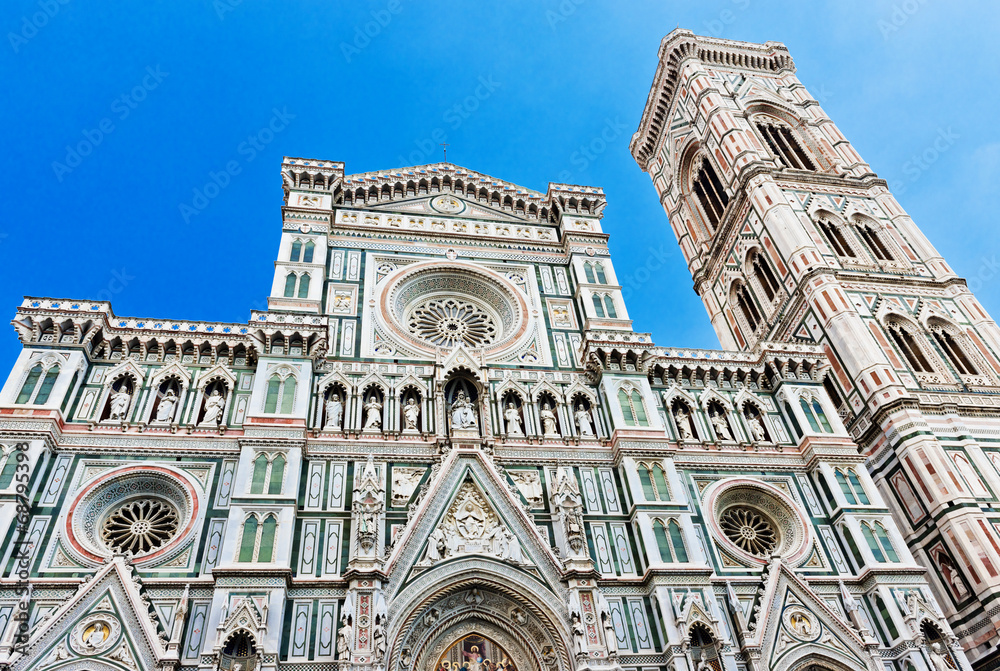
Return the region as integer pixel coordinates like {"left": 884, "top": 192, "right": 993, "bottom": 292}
{"left": 440, "top": 346, "right": 486, "bottom": 383}
{"left": 369, "top": 195, "right": 528, "bottom": 223}
{"left": 748, "top": 560, "right": 874, "bottom": 671}
{"left": 6, "top": 556, "right": 168, "bottom": 671}
{"left": 384, "top": 451, "right": 563, "bottom": 598}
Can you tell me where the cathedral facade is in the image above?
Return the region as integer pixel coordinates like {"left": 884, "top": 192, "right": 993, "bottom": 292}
{"left": 0, "top": 29, "right": 981, "bottom": 671}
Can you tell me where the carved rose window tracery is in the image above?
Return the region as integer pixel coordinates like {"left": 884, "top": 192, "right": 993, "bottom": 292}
{"left": 719, "top": 506, "right": 777, "bottom": 557}
{"left": 407, "top": 298, "right": 499, "bottom": 349}
{"left": 100, "top": 498, "right": 180, "bottom": 555}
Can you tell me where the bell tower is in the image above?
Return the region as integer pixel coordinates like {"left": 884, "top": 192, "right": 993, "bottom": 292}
{"left": 633, "top": 29, "right": 1000, "bottom": 666}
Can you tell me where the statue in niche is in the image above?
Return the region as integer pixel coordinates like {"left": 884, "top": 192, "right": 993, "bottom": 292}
{"left": 673, "top": 406, "right": 693, "bottom": 440}
{"left": 325, "top": 393, "right": 343, "bottom": 430}
{"left": 710, "top": 409, "right": 732, "bottom": 441}
{"left": 505, "top": 402, "right": 524, "bottom": 436}
{"left": 575, "top": 403, "right": 594, "bottom": 436}
{"left": 937, "top": 555, "right": 968, "bottom": 598}
{"left": 200, "top": 388, "right": 225, "bottom": 426}
{"left": 108, "top": 387, "right": 131, "bottom": 421}
{"left": 363, "top": 395, "right": 382, "bottom": 430}
{"left": 403, "top": 397, "right": 420, "bottom": 431}
{"left": 372, "top": 614, "right": 386, "bottom": 662}
{"left": 336, "top": 614, "right": 353, "bottom": 660}
{"left": 571, "top": 613, "right": 586, "bottom": 656}
{"left": 746, "top": 410, "right": 767, "bottom": 441}
{"left": 156, "top": 389, "right": 178, "bottom": 423}
{"left": 450, "top": 390, "right": 477, "bottom": 430}
{"left": 540, "top": 402, "right": 560, "bottom": 437}
{"left": 928, "top": 643, "right": 953, "bottom": 671}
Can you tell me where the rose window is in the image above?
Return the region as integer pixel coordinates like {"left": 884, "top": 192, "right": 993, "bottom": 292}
{"left": 101, "top": 499, "right": 180, "bottom": 554}
{"left": 719, "top": 506, "right": 777, "bottom": 557}
{"left": 407, "top": 298, "right": 499, "bottom": 348}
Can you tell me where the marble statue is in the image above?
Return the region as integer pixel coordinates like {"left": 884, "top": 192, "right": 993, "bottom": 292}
{"left": 540, "top": 402, "right": 559, "bottom": 436}
{"left": 155, "top": 389, "right": 178, "bottom": 423}
{"left": 200, "top": 389, "right": 225, "bottom": 426}
{"left": 710, "top": 410, "right": 732, "bottom": 441}
{"left": 109, "top": 389, "right": 131, "bottom": 421}
{"left": 336, "top": 615, "right": 353, "bottom": 660}
{"left": 928, "top": 643, "right": 952, "bottom": 671}
{"left": 674, "top": 407, "right": 693, "bottom": 440}
{"left": 747, "top": 411, "right": 767, "bottom": 441}
{"left": 364, "top": 395, "right": 382, "bottom": 430}
{"left": 372, "top": 614, "right": 386, "bottom": 662}
{"left": 572, "top": 613, "right": 586, "bottom": 656}
{"left": 575, "top": 403, "right": 594, "bottom": 436}
{"left": 450, "top": 391, "right": 477, "bottom": 430}
{"left": 325, "top": 393, "right": 343, "bottom": 430}
{"left": 403, "top": 397, "right": 420, "bottom": 431}
{"left": 505, "top": 402, "right": 523, "bottom": 436}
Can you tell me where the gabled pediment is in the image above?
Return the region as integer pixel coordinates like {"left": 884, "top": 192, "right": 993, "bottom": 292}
{"left": 368, "top": 194, "right": 528, "bottom": 223}
{"left": 749, "top": 559, "right": 876, "bottom": 671}
{"left": 6, "top": 556, "right": 167, "bottom": 671}
{"left": 384, "top": 451, "right": 564, "bottom": 598}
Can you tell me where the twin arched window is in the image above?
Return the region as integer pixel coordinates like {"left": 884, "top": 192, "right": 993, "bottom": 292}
{"left": 16, "top": 362, "right": 60, "bottom": 405}
{"left": 618, "top": 387, "right": 648, "bottom": 427}
{"left": 799, "top": 395, "right": 833, "bottom": 433}
{"left": 250, "top": 452, "right": 286, "bottom": 495}
{"left": 930, "top": 325, "right": 979, "bottom": 375}
{"left": 755, "top": 118, "right": 817, "bottom": 171}
{"left": 238, "top": 512, "right": 278, "bottom": 562}
{"left": 653, "top": 518, "right": 689, "bottom": 563}
{"left": 264, "top": 373, "right": 297, "bottom": 414}
{"left": 887, "top": 318, "right": 982, "bottom": 380}
{"left": 860, "top": 521, "right": 900, "bottom": 563}
{"left": 748, "top": 249, "right": 781, "bottom": 302}
{"left": 289, "top": 239, "right": 315, "bottom": 263}
{"left": 818, "top": 217, "right": 855, "bottom": 258}
{"left": 583, "top": 261, "right": 607, "bottom": 284}
{"left": 734, "top": 282, "right": 761, "bottom": 333}
{"left": 637, "top": 462, "right": 670, "bottom": 501}
{"left": 283, "top": 272, "right": 311, "bottom": 298}
{"left": 592, "top": 293, "right": 618, "bottom": 319}
{"left": 834, "top": 468, "right": 870, "bottom": 505}
{"left": 887, "top": 321, "right": 934, "bottom": 373}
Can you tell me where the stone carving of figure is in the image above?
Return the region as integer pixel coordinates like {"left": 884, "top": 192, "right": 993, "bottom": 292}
{"left": 710, "top": 410, "right": 732, "bottom": 441}
{"left": 571, "top": 613, "right": 586, "bottom": 656}
{"left": 200, "top": 389, "right": 225, "bottom": 426}
{"left": 155, "top": 389, "right": 178, "bottom": 423}
{"left": 85, "top": 622, "right": 107, "bottom": 649}
{"left": 403, "top": 397, "right": 420, "bottom": 431}
{"left": 747, "top": 411, "right": 767, "bottom": 441}
{"left": 928, "top": 643, "right": 953, "bottom": 671}
{"left": 372, "top": 614, "right": 386, "bottom": 662}
{"left": 575, "top": 404, "right": 594, "bottom": 437}
{"left": 232, "top": 663, "right": 242, "bottom": 671}
{"left": 695, "top": 657, "right": 710, "bottom": 671}
{"left": 325, "top": 393, "right": 343, "bottom": 430}
{"left": 602, "top": 609, "right": 617, "bottom": 656}
{"left": 109, "top": 388, "right": 131, "bottom": 421}
{"left": 540, "top": 402, "right": 559, "bottom": 437}
{"left": 938, "top": 556, "right": 968, "bottom": 598}
{"left": 426, "top": 526, "right": 450, "bottom": 562}
{"left": 674, "top": 407, "right": 692, "bottom": 440}
{"left": 450, "top": 391, "right": 477, "bottom": 430}
{"left": 505, "top": 402, "right": 523, "bottom": 436}
{"left": 364, "top": 395, "right": 382, "bottom": 430}
{"left": 501, "top": 526, "right": 523, "bottom": 563}
{"left": 336, "top": 615, "right": 353, "bottom": 660}
{"left": 455, "top": 501, "right": 486, "bottom": 539}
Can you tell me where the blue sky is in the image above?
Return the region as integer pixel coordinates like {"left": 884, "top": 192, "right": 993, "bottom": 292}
{"left": 2, "top": 1, "right": 999, "bottom": 371}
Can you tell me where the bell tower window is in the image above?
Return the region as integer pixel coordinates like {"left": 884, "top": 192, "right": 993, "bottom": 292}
{"left": 692, "top": 157, "right": 730, "bottom": 231}
{"left": 755, "top": 118, "right": 817, "bottom": 170}
{"left": 818, "top": 218, "right": 856, "bottom": 258}
{"left": 887, "top": 322, "right": 935, "bottom": 373}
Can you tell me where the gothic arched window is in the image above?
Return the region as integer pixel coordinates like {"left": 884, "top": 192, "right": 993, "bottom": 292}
{"left": 263, "top": 373, "right": 297, "bottom": 414}
{"left": 618, "top": 387, "right": 648, "bottom": 427}
{"left": 289, "top": 239, "right": 302, "bottom": 262}
{"left": 755, "top": 118, "right": 817, "bottom": 170}
{"left": 886, "top": 321, "right": 935, "bottom": 373}
{"left": 653, "top": 518, "right": 689, "bottom": 563}
{"left": 584, "top": 263, "right": 596, "bottom": 283}
{"left": 930, "top": 324, "right": 979, "bottom": 375}
{"left": 592, "top": 294, "right": 605, "bottom": 318}
{"left": 735, "top": 282, "right": 761, "bottom": 333}
{"left": 16, "top": 362, "right": 60, "bottom": 405}
{"left": 595, "top": 263, "right": 607, "bottom": 284}
{"left": 297, "top": 273, "right": 310, "bottom": 298}
{"left": 691, "top": 157, "right": 730, "bottom": 231}
{"left": 604, "top": 295, "right": 618, "bottom": 319}
{"left": 637, "top": 462, "right": 670, "bottom": 501}
{"left": 238, "top": 513, "right": 278, "bottom": 562}
{"left": 855, "top": 221, "right": 895, "bottom": 262}
{"left": 835, "top": 468, "right": 870, "bottom": 505}
{"left": 861, "top": 522, "right": 886, "bottom": 562}
{"left": 749, "top": 250, "right": 781, "bottom": 302}
{"left": 250, "top": 453, "right": 286, "bottom": 495}
{"left": 283, "top": 273, "right": 297, "bottom": 298}
{"left": 238, "top": 514, "right": 259, "bottom": 562}
{"left": 818, "top": 217, "right": 856, "bottom": 258}
{"left": 303, "top": 240, "right": 315, "bottom": 263}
